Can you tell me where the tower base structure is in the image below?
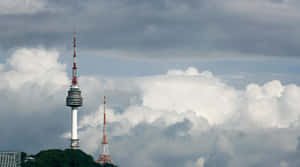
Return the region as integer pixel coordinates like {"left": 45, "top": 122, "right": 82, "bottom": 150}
{"left": 97, "top": 154, "right": 113, "bottom": 164}
{"left": 71, "top": 139, "right": 80, "bottom": 149}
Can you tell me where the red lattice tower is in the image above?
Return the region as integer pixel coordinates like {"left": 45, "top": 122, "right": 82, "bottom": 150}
{"left": 97, "top": 96, "right": 113, "bottom": 164}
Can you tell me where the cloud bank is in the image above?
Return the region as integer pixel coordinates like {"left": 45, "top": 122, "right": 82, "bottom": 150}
{"left": 80, "top": 67, "right": 300, "bottom": 136}
{"left": 1, "top": 48, "right": 300, "bottom": 167}
{"left": 2, "top": 0, "right": 300, "bottom": 58}
{"left": 79, "top": 62, "right": 300, "bottom": 166}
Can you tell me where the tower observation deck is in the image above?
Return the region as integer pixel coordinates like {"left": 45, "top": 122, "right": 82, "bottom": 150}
{"left": 66, "top": 32, "right": 83, "bottom": 149}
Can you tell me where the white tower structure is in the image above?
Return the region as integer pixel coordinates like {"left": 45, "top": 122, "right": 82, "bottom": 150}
{"left": 66, "top": 32, "right": 83, "bottom": 149}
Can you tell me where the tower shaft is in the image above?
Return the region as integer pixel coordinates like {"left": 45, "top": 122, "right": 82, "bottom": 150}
{"left": 71, "top": 108, "right": 79, "bottom": 148}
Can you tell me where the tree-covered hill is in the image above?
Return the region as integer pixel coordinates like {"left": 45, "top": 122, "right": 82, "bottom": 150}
{"left": 22, "top": 149, "right": 117, "bottom": 167}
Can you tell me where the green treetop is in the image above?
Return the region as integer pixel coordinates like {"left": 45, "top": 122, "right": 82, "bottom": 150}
{"left": 22, "top": 149, "right": 117, "bottom": 167}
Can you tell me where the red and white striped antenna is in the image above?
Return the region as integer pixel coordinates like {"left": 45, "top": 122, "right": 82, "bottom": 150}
{"left": 97, "top": 96, "right": 113, "bottom": 164}
{"left": 102, "top": 96, "right": 107, "bottom": 144}
{"left": 72, "top": 32, "right": 78, "bottom": 86}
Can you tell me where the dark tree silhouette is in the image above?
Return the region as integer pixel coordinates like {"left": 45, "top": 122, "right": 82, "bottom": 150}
{"left": 22, "top": 149, "right": 117, "bottom": 167}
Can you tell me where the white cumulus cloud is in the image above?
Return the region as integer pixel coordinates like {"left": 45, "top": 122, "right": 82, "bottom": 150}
{"left": 1, "top": 49, "right": 300, "bottom": 167}
{"left": 0, "top": 0, "right": 46, "bottom": 15}
{"left": 77, "top": 67, "right": 300, "bottom": 157}
{"left": 0, "top": 48, "right": 68, "bottom": 112}
{"left": 0, "top": 48, "right": 68, "bottom": 91}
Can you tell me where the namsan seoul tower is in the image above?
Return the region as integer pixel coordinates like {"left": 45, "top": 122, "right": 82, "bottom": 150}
{"left": 97, "top": 96, "right": 113, "bottom": 164}
{"left": 66, "top": 32, "right": 83, "bottom": 149}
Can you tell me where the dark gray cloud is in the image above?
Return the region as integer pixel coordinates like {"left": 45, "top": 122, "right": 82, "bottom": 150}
{"left": 0, "top": 108, "right": 69, "bottom": 153}
{"left": 1, "top": 0, "right": 300, "bottom": 58}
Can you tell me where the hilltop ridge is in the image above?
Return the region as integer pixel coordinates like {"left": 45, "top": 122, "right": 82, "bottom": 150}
{"left": 22, "top": 149, "right": 117, "bottom": 167}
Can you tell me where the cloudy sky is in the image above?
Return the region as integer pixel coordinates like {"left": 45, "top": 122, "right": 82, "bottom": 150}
{"left": 2, "top": 0, "right": 300, "bottom": 167}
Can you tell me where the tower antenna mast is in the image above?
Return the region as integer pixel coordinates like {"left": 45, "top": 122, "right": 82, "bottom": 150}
{"left": 97, "top": 96, "right": 113, "bottom": 164}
